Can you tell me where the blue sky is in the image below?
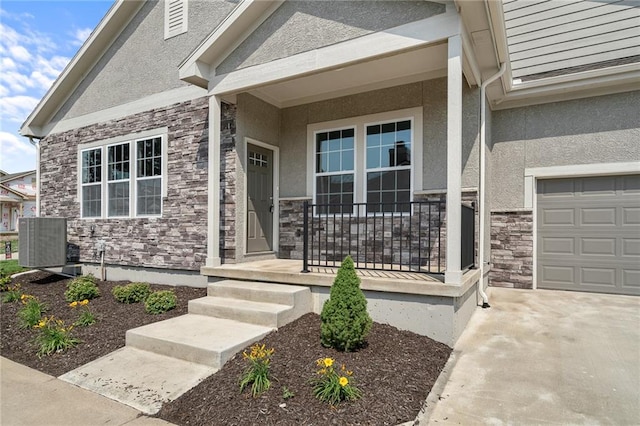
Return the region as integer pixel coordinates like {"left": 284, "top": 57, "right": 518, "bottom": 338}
{"left": 0, "top": 0, "right": 113, "bottom": 174}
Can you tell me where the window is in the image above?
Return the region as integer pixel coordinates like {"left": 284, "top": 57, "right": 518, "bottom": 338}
{"left": 315, "top": 128, "right": 355, "bottom": 214}
{"left": 365, "top": 120, "right": 411, "bottom": 213}
{"left": 309, "top": 108, "right": 421, "bottom": 215}
{"left": 79, "top": 132, "right": 166, "bottom": 218}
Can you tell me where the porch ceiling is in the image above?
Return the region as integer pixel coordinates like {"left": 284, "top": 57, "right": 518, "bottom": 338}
{"left": 231, "top": 43, "right": 448, "bottom": 108}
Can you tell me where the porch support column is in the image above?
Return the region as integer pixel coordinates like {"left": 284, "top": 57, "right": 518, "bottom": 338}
{"left": 206, "top": 95, "right": 222, "bottom": 267}
{"left": 445, "top": 34, "right": 463, "bottom": 285}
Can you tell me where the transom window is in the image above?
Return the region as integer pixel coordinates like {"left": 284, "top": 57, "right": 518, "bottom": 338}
{"left": 309, "top": 109, "right": 420, "bottom": 215}
{"left": 79, "top": 132, "right": 166, "bottom": 219}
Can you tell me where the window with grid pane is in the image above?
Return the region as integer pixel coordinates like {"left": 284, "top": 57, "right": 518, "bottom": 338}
{"left": 107, "top": 143, "right": 130, "bottom": 217}
{"left": 315, "top": 128, "right": 354, "bottom": 214}
{"left": 136, "top": 137, "right": 162, "bottom": 215}
{"left": 366, "top": 120, "right": 411, "bottom": 213}
{"left": 81, "top": 148, "right": 102, "bottom": 217}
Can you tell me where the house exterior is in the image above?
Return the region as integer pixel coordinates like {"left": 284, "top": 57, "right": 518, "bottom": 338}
{"left": 0, "top": 170, "right": 37, "bottom": 234}
{"left": 20, "top": 0, "right": 640, "bottom": 343}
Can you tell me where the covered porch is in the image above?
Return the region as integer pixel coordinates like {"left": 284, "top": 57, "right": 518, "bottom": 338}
{"left": 179, "top": 1, "right": 498, "bottom": 288}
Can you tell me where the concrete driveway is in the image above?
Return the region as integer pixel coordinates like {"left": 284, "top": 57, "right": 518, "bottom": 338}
{"left": 423, "top": 287, "right": 640, "bottom": 425}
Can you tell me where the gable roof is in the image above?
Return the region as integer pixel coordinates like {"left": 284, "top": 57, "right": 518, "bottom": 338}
{"left": 0, "top": 170, "right": 36, "bottom": 184}
{"left": 0, "top": 184, "right": 29, "bottom": 201}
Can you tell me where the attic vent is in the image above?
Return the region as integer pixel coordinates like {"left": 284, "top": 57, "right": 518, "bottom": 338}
{"left": 164, "top": 0, "right": 188, "bottom": 40}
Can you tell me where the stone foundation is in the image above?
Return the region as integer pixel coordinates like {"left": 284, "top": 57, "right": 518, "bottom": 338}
{"left": 489, "top": 210, "right": 533, "bottom": 289}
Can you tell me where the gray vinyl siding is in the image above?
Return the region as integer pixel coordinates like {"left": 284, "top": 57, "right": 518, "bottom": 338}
{"left": 503, "top": 0, "right": 640, "bottom": 79}
{"left": 53, "top": 0, "right": 235, "bottom": 122}
{"left": 490, "top": 90, "right": 640, "bottom": 211}
{"left": 216, "top": 0, "right": 445, "bottom": 75}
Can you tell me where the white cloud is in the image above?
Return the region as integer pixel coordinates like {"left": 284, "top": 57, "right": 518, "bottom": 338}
{"left": 0, "top": 131, "right": 36, "bottom": 173}
{"left": 9, "top": 45, "right": 31, "bottom": 62}
{"left": 72, "top": 28, "right": 93, "bottom": 47}
{"left": 0, "top": 95, "right": 39, "bottom": 123}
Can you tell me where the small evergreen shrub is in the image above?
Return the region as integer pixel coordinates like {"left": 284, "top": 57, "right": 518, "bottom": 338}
{"left": 144, "top": 290, "right": 177, "bottom": 314}
{"left": 320, "top": 256, "right": 372, "bottom": 351}
{"left": 112, "top": 282, "right": 152, "bottom": 304}
{"left": 64, "top": 274, "right": 100, "bottom": 302}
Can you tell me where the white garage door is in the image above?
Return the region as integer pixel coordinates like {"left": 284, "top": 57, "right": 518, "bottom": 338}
{"left": 537, "top": 175, "right": 640, "bottom": 295}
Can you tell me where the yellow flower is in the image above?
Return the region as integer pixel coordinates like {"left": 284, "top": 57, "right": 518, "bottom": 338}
{"left": 35, "top": 319, "right": 46, "bottom": 329}
{"left": 80, "top": 299, "right": 89, "bottom": 306}
{"left": 323, "top": 358, "right": 334, "bottom": 368}
{"left": 339, "top": 376, "right": 349, "bottom": 387}
{"left": 69, "top": 301, "right": 78, "bottom": 308}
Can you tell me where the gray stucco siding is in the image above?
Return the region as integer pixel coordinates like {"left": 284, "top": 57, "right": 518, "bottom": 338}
{"left": 278, "top": 78, "right": 481, "bottom": 198}
{"left": 490, "top": 90, "right": 640, "bottom": 210}
{"left": 40, "top": 97, "right": 210, "bottom": 271}
{"left": 53, "top": 0, "right": 235, "bottom": 122}
{"left": 216, "top": 1, "right": 445, "bottom": 75}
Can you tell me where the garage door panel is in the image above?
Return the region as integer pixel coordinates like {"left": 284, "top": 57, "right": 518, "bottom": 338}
{"left": 622, "top": 270, "right": 640, "bottom": 288}
{"left": 580, "top": 207, "right": 616, "bottom": 226}
{"left": 542, "top": 208, "right": 575, "bottom": 226}
{"left": 581, "top": 267, "right": 616, "bottom": 287}
{"left": 541, "top": 237, "right": 574, "bottom": 254}
{"left": 537, "top": 174, "right": 640, "bottom": 296}
{"left": 580, "top": 238, "right": 616, "bottom": 256}
{"left": 580, "top": 176, "right": 617, "bottom": 195}
{"left": 622, "top": 239, "right": 640, "bottom": 257}
{"left": 623, "top": 207, "right": 640, "bottom": 225}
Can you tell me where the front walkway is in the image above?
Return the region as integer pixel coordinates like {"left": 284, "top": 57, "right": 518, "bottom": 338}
{"left": 423, "top": 287, "right": 640, "bottom": 424}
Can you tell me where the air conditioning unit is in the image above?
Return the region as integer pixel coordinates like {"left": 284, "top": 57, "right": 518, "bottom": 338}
{"left": 19, "top": 218, "right": 68, "bottom": 268}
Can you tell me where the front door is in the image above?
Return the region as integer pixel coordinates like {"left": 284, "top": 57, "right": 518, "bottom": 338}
{"left": 247, "top": 144, "right": 274, "bottom": 253}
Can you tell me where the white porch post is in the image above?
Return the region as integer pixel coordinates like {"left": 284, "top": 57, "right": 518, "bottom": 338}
{"left": 206, "top": 95, "right": 222, "bottom": 267}
{"left": 445, "top": 34, "right": 463, "bottom": 284}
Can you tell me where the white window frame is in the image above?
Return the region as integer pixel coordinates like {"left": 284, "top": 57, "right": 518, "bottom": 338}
{"left": 77, "top": 128, "right": 168, "bottom": 219}
{"left": 79, "top": 147, "right": 103, "bottom": 218}
{"left": 106, "top": 141, "right": 132, "bottom": 218}
{"left": 307, "top": 108, "right": 423, "bottom": 215}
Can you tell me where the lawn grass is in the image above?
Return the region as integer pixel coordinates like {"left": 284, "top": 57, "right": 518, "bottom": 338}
{"left": 0, "top": 260, "right": 28, "bottom": 277}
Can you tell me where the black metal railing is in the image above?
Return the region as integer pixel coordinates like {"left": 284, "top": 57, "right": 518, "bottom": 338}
{"left": 301, "top": 200, "right": 446, "bottom": 274}
{"left": 461, "top": 203, "right": 475, "bottom": 270}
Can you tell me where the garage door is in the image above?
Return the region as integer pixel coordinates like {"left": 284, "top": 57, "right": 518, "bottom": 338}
{"left": 537, "top": 175, "right": 640, "bottom": 295}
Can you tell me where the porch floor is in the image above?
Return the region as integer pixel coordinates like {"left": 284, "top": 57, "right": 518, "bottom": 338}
{"left": 202, "top": 259, "right": 479, "bottom": 298}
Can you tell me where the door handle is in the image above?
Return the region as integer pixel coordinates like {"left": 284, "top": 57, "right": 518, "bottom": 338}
{"left": 269, "top": 204, "right": 274, "bottom": 213}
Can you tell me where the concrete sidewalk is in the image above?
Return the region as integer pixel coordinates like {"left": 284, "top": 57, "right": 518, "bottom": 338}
{"left": 422, "top": 287, "right": 640, "bottom": 425}
{"left": 0, "top": 357, "right": 173, "bottom": 426}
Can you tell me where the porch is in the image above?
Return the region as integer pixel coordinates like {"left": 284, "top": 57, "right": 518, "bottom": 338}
{"left": 201, "top": 258, "right": 481, "bottom": 345}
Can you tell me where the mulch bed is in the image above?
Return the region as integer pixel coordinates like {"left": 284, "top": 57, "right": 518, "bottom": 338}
{"left": 1, "top": 271, "right": 452, "bottom": 425}
{"left": 0, "top": 271, "right": 205, "bottom": 377}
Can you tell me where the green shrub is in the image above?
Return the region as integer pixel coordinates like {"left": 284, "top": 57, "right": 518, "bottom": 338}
{"left": 320, "top": 256, "right": 372, "bottom": 351}
{"left": 18, "top": 295, "right": 48, "bottom": 329}
{"left": 64, "top": 274, "right": 100, "bottom": 302}
{"left": 112, "top": 282, "right": 152, "bottom": 304}
{"left": 144, "top": 290, "right": 177, "bottom": 314}
{"left": 0, "top": 275, "right": 12, "bottom": 292}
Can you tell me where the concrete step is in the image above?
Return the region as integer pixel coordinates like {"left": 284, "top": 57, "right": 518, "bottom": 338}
{"left": 59, "top": 347, "right": 217, "bottom": 415}
{"left": 125, "top": 314, "right": 273, "bottom": 369}
{"left": 208, "top": 279, "right": 312, "bottom": 308}
{"left": 189, "top": 296, "right": 293, "bottom": 327}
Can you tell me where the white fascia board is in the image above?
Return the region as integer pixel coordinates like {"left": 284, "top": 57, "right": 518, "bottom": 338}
{"left": 493, "top": 64, "right": 640, "bottom": 110}
{"left": 41, "top": 85, "right": 208, "bottom": 136}
{"left": 20, "top": 0, "right": 144, "bottom": 137}
{"left": 209, "top": 12, "right": 460, "bottom": 96}
{"left": 179, "top": 0, "right": 284, "bottom": 83}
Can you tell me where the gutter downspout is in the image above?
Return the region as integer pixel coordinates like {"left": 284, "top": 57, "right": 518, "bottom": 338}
{"left": 28, "top": 137, "right": 42, "bottom": 217}
{"left": 478, "top": 62, "right": 506, "bottom": 309}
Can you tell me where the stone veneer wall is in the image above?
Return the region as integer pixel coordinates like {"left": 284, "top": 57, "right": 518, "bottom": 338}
{"left": 489, "top": 210, "right": 533, "bottom": 288}
{"left": 39, "top": 97, "right": 234, "bottom": 271}
{"left": 278, "top": 191, "right": 478, "bottom": 272}
{"left": 220, "top": 103, "right": 238, "bottom": 263}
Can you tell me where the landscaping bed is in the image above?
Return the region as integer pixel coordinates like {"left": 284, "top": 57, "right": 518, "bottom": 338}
{"left": 1, "top": 270, "right": 452, "bottom": 425}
